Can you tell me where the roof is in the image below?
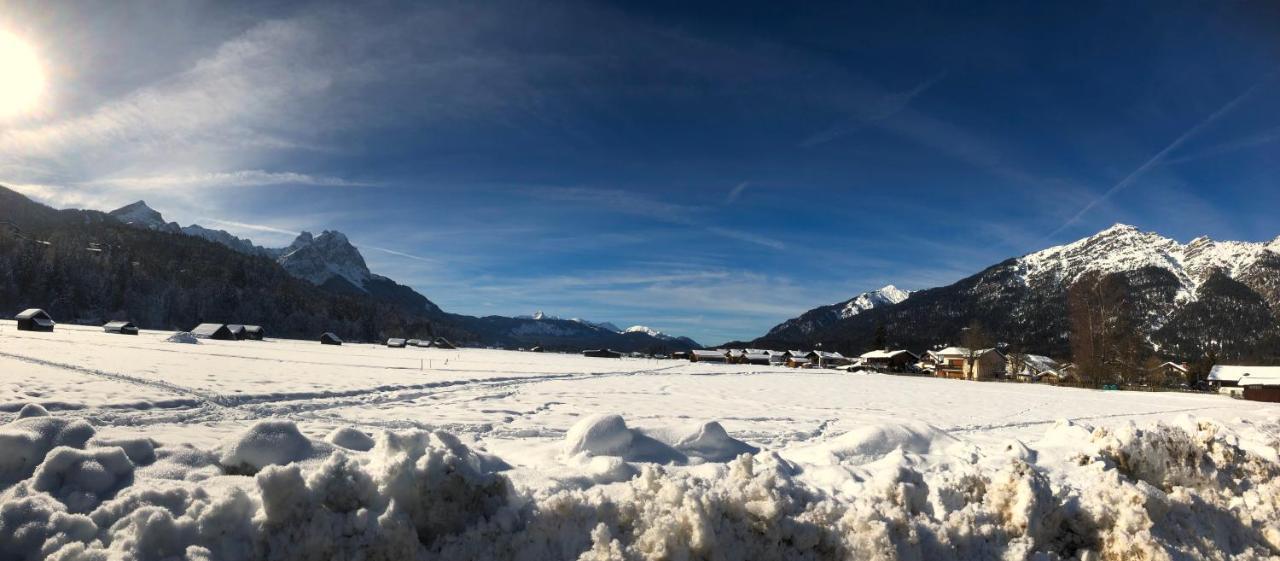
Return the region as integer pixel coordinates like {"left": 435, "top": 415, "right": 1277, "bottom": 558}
{"left": 190, "top": 323, "right": 227, "bottom": 336}
{"left": 103, "top": 321, "right": 135, "bottom": 328}
{"left": 860, "top": 349, "right": 917, "bottom": 360}
{"left": 813, "top": 351, "right": 846, "bottom": 359}
{"left": 787, "top": 357, "right": 811, "bottom": 363}
{"left": 242, "top": 325, "right": 264, "bottom": 333}
{"left": 787, "top": 350, "right": 810, "bottom": 356}
{"left": 15, "top": 308, "right": 51, "bottom": 320}
{"left": 936, "top": 347, "right": 1002, "bottom": 358}
{"left": 1153, "top": 361, "right": 1188, "bottom": 373}
{"left": 1210, "top": 365, "right": 1280, "bottom": 384}
{"left": 692, "top": 349, "right": 727, "bottom": 357}
{"left": 744, "top": 353, "right": 771, "bottom": 360}
{"left": 1236, "top": 367, "right": 1280, "bottom": 387}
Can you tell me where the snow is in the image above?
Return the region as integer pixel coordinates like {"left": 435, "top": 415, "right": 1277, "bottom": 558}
{"left": 841, "top": 284, "right": 912, "bottom": 319}
{"left": 1, "top": 320, "right": 1279, "bottom": 560}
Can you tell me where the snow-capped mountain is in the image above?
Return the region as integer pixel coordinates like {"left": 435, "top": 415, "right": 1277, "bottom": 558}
{"left": 764, "top": 284, "right": 913, "bottom": 340}
{"left": 107, "top": 201, "right": 181, "bottom": 233}
{"left": 101, "top": 198, "right": 699, "bottom": 351}
{"left": 749, "top": 224, "right": 1280, "bottom": 362}
{"left": 276, "top": 231, "right": 372, "bottom": 290}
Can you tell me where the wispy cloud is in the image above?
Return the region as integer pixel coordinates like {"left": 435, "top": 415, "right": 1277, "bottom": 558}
{"left": 528, "top": 186, "right": 787, "bottom": 250}
{"left": 1044, "top": 68, "right": 1279, "bottom": 240}
{"left": 725, "top": 181, "right": 750, "bottom": 204}
{"left": 801, "top": 70, "right": 949, "bottom": 147}
{"left": 1163, "top": 125, "right": 1280, "bottom": 165}
{"left": 89, "top": 170, "right": 374, "bottom": 191}
{"left": 201, "top": 217, "right": 301, "bottom": 237}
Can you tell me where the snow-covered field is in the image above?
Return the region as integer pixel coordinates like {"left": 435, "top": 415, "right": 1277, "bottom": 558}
{"left": 2, "top": 321, "right": 1279, "bottom": 560}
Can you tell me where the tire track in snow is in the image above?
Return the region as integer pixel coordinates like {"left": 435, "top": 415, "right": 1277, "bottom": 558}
{"left": 0, "top": 350, "right": 219, "bottom": 407}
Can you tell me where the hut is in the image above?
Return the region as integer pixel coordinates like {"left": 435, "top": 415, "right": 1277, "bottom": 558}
{"left": 15, "top": 309, "right": 55, "bottom": 332}
{"left": 191, "top": 323, "right": 235, "bottom": 340}
{"left": 320, "top": 332, "right": 343, "bottom": 346}
{"left": 103, "top": 321, "right": 139, "bottom": 335}
{"left": 744, "top": 352, "right": 772, "bottom": 365}
{"left": 242, "top": 325, "right": 265, "bottom": 341}
{"left": 530, "top": 345, "right": 544, "bottom": 353}
{"left": 582, "top": 349, "right": 622, "bottom": 359}
{"left": 690, "top": 349, "right": 729, "bottom": 363}
{"left": 386, "top": 338, "right": 408, "bottom": 348}
{"left": 407, "top": 339, "right": 423, "bottom": 347}
{"left": 1237, "top": 367, "right": 1280, "bottom": 403}
{"left": 432, "top": 337, "right": 457, "bottom": 350}
{"left": 671, "top": 351, "right": 689, "bottom": 360}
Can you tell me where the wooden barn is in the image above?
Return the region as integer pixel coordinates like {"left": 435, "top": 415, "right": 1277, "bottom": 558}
{"left": 690, "top": 349, "right": 729, "bottom": 363}
{"left": 1225, "top": 366, "right": 1280, "bottom": 402}
{"left": 582, "top": 349, "right": 622, "bottom": 358}
{"left": 226, "top": 325, "right": 248, "bottom": 340}
{"left": 15, "top": 308, "right": 55, "bottom": 332}
{"left": 103, "top": 321, "right": 139, "bottom": 335}
{"left": 386, "top": 338, "right": 408, "bottom": 348}
{"left": 242, "top": 325, "right": 265, "bottom": 340}
{"left": 191, "top": 323, "right": 235, "bottom": 340}
{"left": 432, "top": 337, "right": 457, "bottom": 350}
{"left": 320, "top": 332, "right": 343, "bottom": 345}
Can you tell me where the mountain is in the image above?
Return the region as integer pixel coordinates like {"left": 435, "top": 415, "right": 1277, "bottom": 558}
{"left": 763, "top": 284, "right": 911, "bottom": 341}
{"left": 745, "top": 224, "right": 1280, "bottom": 364}
{"left": 78, "top": 195, "right": 699, "bottom": 351}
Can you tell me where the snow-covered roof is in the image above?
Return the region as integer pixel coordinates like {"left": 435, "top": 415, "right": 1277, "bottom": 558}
{"left": 1236, "top": 368, "right": 1280, "bottom": 387}
{"left": 813, "top": 351, "right": 845, "bottom": 359}
{"left": 692, "top": 349, "right": 727, "bottom": 357}
{"left": 1153, "top": 361, "right": 1188, "bottom": 373}
{"left": 15, "top": 308, "right": 51, "bottom": 320}
{"left": 860, "top": 349, "right": 916, "bottom": 360}
{"left": 1210, "top": 365, "right": 1280, "bottom": 384}
{"left": 936, "top": 347, "right": 1001, "bottom": 358}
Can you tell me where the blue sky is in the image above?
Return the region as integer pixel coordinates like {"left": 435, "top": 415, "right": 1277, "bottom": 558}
{"left": 1, "top": 1, "right": 1278, "bottom": 344}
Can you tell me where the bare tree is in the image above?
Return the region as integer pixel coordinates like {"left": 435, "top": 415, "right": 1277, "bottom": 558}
{"left": 960, "top": 320, "right": 994, "bottom": 379}
{"left": 1069, "top": 271, "right": 1147, "bottom": 385}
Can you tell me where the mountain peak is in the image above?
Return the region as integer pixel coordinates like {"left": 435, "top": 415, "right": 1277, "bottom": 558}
{"left": 276, "top": 228, "right": 371, "bottom": 289}
{"left": 108, "top": 200, "right": 178, "bottom": 232}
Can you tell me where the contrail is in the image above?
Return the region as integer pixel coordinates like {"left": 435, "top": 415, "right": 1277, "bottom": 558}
{"left": 1044, "top": 67, "right": 1278, "bottom": 241}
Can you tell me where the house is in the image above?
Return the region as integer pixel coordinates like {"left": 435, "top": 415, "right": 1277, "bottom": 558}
{"left": 226, "top": 324, "right": 247, "bottom": 340}
{"left": 103, "top": 321, "right": 139, "bottom": 335}
{"left": 786, "top": 355, "right": 812, "bottom": 368}
{"left": 934, "top": 347, "right": 1006, "bottom": 380}
{"left": 812, "top": 350, "right": 852, "bottom": 368}
{"left": 1236, "top": 367, "right": 1280, "bottom": 403}
{"left": 320, "top": 332, "right": 343, "bottom": 346}
{"left": 242, "top": 325, "right": 265, "bottom": 341}
{"left": 1208, "top": 365, "right": 1280, "bottom": 397}
{"left": 727, "top": 349, "right": 746, "bottom": 363}
{"left": 1008, "top": 354, "right": 1060, "bottom": 381}
{"left": 744, "top": 352, "right": 773, "bottom": 365}
{"left": 690, "top": 349, "right": 729, "bottom": 363}
{"left": 1207, "top": 365, "right": 1249, "bottom": 390}
{"left": 859, "top": 349, "right": 918, "bottom": 372}
{"left": 917, "top": 350, "right": 942, "bottom": 373}
{"left": 1149, "top": 361, "right": 1189, "bottom": 385}
{"left": 191, "top": 323, "right": 235, "bottom": 340}
{"left": 15, "top": 308, "right": 55, "bottom": 332}
{"left": 582, "top": 349, "right": 622, "bottom": 359}
{"left": 432, "top": 337, "right": 457, "bottom": 350}
{"left": 386, "top": 338, "right": 408, "bottom": 348}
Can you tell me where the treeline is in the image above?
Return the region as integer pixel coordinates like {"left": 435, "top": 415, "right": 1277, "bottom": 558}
{"left": 0, "top": 189, "right": 446, "bottom": 343}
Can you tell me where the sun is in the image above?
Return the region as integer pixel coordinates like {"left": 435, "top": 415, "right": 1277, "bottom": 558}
{"left": 0, "top": 30, "right": 45, "bottom": 120}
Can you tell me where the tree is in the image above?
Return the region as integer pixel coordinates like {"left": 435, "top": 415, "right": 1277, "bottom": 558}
{"left": 1068, "top": 271, "right": 1147, "bottom": 385}
{"left": 960, "top": 320, "right": 994, "bottom": 379}
{"left": 872, "top": 324, "right": 888, "bottom": 351}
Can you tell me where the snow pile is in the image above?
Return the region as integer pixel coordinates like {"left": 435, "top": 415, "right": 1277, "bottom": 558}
{"left": 219, "top": 420, "right": 316, "bottom": 474}
{"left": 0, "top": 416, "right": 96, "bottom": 486}
{"left": 164, "top": 331, "right": 200, "bottom": 344}
{"left": 325, "top": 426, "right": 375, "bottom": 451}
{"left": 1, "top": 415, "right": 1278, "bottom": 560}
{"left": 563, "top": 415, "right": 757, "bottom": 466}
{"left": 16, "top": 403, "right": 49, "bottom": 419}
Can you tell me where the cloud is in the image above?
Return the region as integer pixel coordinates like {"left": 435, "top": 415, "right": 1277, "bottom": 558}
{"left": 725, "top": 181, "right": 750, "bottom": 203}
{"left": 801, "top": 70, "right": 949, "bottom": 147}
{"left": 1044, "top": 68, "right": 1279, "bottom": 240}
{"left": 201, "top": 217, "right": 301, "bottom": 237}
{"left": 528, "top": 186, "right": 786, "bottom": 250}
{"left": 88, "top": 170, "right": 374, "bottom": 190}
{"left": 1162, "top": 125, "right": 1280, "bottom": 165}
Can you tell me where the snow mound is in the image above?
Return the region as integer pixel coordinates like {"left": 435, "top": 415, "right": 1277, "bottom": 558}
{"left": 0, "top": 416, "right": 96, "bottom": 486}
{"left": 16, "top": 403, "right": 49, "bottom": 419}
{"left": 564, "top": 414, "right": 634, "bottom": 457}
{"left": 325, "top": 426, "right": 375, "bottom": 451}
{"left": 89, "top": 437, "right": 157, "bottom": 465}
{"left": 787, "top": 421, "right": 959, "bottom": 466}
{"left": 30, "top": 446, "right": 134, "bottom": 512}
{"left": 219, "top": 420, "right": 314, "bottom": 473}
{"left": 164, "top": 331, "right": 200, "bottom": 344}
{"left": 665, "top": 421, "right": 759, "bottom": 462}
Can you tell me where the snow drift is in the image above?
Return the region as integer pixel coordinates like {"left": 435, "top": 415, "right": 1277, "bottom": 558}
{"left": 0, "top": 412, "right": 1278, "bottom": 560}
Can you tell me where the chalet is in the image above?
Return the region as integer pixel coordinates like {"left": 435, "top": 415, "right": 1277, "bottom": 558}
{"left": 786, "top": 355, "right": 812, "bottom": 368}
{"left": 1149, "top": 361, "right": 1189, "bottom": 384}
{"left": 320, "top": 332, "right": 343, "bottom": 345}
{"left": 242, "top": 325, "right": 265, "bottom": 341}
{"left": 812, "top": 350, "right": 852, "bottom": 368}
{"left": 191, "top": 323, "right": 235, "bottom": 340}
{"left": 1207, "top": 365, "right": 1248, "bottom": 390}
{"left": 690, "top": 349, "right": 729, "bottom": 363}
{"left": 432, "top": 337, "right": 457, "bottom": 350}
{"left": 103, "top": 321, "right": 139, "bottom": 335}
{"left": 935, "top": 347, "right": 1006, "bottom": 380}
{"left": 1008, "top": 354, "right": 1061, "bottom": 381}
{"left": 859, "top": 349, "right": 918, "bottom": 372}
{"left": 386, "top": 338, "right": 408, "bottom": 348}
{"left": 744, "top": 352, "right": 773, "bottom": 365}
{"left": 15, "top": 309, "right": 55, "bottom": 332}
{"left": 582, "top": 349, "right": 622, "bottom": 359}
{"left": 1236, "top": 367, "right": 1280, "bottom": 403}
{"left": 226, "top": 324, "right": 248, "bottom": 340}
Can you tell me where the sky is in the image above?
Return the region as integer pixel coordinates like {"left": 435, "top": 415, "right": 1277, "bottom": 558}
{"left": 1, "top": 1, "right": 1278, "bottom": 345}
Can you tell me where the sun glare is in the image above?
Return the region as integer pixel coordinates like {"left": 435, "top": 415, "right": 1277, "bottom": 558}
{"left": 0, "top": 30, "right": 45, "bottom": 120}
